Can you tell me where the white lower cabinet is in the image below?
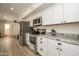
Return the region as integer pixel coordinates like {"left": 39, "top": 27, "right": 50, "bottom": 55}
{"left": 60, "top": 42, "right": 79, "bottom": 56}
{"left": 37, "top": 36, "right": 48, "bottom": 56}
{"left": 37, "top": 36, "right": 79, "bottom": 56}
{"left": 47, "top": 39, "right": 60, "bottom": 56}
{"left": 48, "top": 39, "right": 79, "bottom": 56}
{"left": 48, "top": 45, "right": 59, "bottom": 56}
{"left": 26, "top": 33, "right": 30, "bottom": 46}
{"left": 48, "top": 43, "right": 59, "bottom": 55}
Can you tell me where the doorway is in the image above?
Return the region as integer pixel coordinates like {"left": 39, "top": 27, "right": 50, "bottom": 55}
{"left": 4, "top": 24, "right": 10, "bottom": 37}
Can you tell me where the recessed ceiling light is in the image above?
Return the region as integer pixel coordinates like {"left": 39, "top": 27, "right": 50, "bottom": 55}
{"left": 10, "top": 7, "right": 14, "bottom": 10}
{"left": 4, "top": 16, "right": 8, "bottom": 18}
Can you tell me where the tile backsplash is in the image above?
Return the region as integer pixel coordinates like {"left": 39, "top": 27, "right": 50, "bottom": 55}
{"left": 57, "top": 33, "right": 79, "bottom": 39}
{"left": 34, "top": 23, "right": 79, "bottom": 34}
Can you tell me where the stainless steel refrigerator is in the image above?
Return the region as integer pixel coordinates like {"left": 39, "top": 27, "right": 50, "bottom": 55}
{"left": 19, "top": 21, "right": 32, "bottom": 45}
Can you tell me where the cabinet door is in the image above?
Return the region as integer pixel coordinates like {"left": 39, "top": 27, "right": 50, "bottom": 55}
{"left": 60, "top": 42, "right": 79, "bottom": 56}
{"left": 41, "top": 37, "right": 48, "bottom": 56}
{"left": 26, "top": 33, "right": 30, "bottom": 45}
{"left": 64, "top": 3, "right": 79, "bottom": 23}
{"left": 52, "top": 3, "right": 64, "bottom": 24}
{"left": 37, "top": 37, "right": 48, "bottom": 56}
{"left": 48, "top": 39, "right": 60, "bottom": 56}
{"left": 37, "top": 36, "right": 43, "bottom": 55}
{"left": 30, "top": 20, "right": 33, "bottom": 27}
{"left": 42, "top": 6, "right": 53, "bottom": 25}
{"left": 48, "top": 44, "right": 59, "bottom": 56}
{"left": 37, "top": 36, "right": 48, "bottom": 56}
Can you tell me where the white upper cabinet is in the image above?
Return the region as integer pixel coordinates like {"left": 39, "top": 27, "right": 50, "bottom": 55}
{"left": 64, "top": 3, "right": 79, "bottom": 23}
{"left": 52, "top": 3, "right": 64, "bottom": 24}
{"left": 42, "top": 3, "right": 79, "bottom": 25}
{"left": 24, "top": 3, "right": 79, "bottom": 26}
{"left": 41, "top": 6, "right": 53, "bottom": 25}
{"left": 42, "top": 3, "right": 64, "bottom": 25}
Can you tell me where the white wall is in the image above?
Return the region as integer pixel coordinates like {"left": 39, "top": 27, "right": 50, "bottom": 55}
{"left": 0, "top": 22, "right": 5, "bottom": 36}
{"left": 0, "top": 21, "right": 20, "bottom": 37}
{"left": 25, "top": 4, "right": 79, "bottom": 34}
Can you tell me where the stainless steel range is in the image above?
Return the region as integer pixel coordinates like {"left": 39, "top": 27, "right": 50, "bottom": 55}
{"left": 29, "top": 34, "right": 37, "bottom": 53}
{"left": 27, "top": 29, "right": 46, "bottom": 53}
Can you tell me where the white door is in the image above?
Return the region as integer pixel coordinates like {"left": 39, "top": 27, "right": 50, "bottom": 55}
{"left": 48, "top": 39, "right": 60, "bottom": 56}
{"left": 52, "top": 3, "right": 64, "bottom": 24}
{"left": 64, "top": 3, "right": 79, "bottom": 23}
{"left": 4, "top": 24, "right": 10, "bottom": 36}
{"left": 60, "top": 42, "right": 79, "bottom": 56}
{"left": 10, "top": 23, "right": 20, "bottom": 36}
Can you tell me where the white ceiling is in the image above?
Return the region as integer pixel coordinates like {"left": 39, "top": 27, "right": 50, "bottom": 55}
{"left": 0, "top": 3, "right": 33, "bottom": 22}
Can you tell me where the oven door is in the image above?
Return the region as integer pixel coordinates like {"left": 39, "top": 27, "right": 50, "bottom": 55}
{"left": 29, "top": 35, "right": 37, "bottom": 52}
{"left": 29, "top": 36, "right": 36, "bottom": 45}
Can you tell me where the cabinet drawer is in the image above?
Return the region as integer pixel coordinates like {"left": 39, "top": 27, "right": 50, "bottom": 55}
{"left": 60, "top": 42, "right": 79, "bottom": 56}
{"left": 61, "top": 42, "right": 79, "bottom": 51}
{"left": 37, "top": 36, "right": 43, "bottom": 41}
{"left": 48, "top": 39, "right": 61, "bottom": 46}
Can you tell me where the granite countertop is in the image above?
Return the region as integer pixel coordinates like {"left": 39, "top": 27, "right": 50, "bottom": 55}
{"left": 37, "top": 33, "right": 79, "bottom": 46}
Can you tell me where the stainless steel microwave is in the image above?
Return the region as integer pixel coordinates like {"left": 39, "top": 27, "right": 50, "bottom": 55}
{"left": 33, "top": 16, "right": 42, "bottom": 26}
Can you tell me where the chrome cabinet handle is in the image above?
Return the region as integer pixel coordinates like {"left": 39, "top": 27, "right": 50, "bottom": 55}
{"left": 61, "top": 21, "right": 63, "bottom": 23}
{"left": 56, "top": 39, "right": 60, "bottom": 41}
{"left": 57, "top": 43, "right": 62, "bottom": 45}
{"left": 40, "top": 38, "right": 42, "bottom": 40}
{"left": 60, "top": 49, "right": 62, "bottom": 51}
{"left": 40, "top": 48, "right": 43, "bottom": 51}
{"left": 57, "top": 48, "right": 59, "bottom": 50}
{"left": 40, "top": 41, "right": 42, "bottom": 43}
